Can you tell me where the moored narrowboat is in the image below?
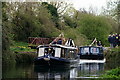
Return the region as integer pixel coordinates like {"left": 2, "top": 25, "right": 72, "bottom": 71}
{"left": 78, "top": 46, "right": 104, "bottom": 60}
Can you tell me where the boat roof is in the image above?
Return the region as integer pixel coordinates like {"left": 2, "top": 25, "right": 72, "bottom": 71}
{"left": 37, "top": 44, "right": 77, "bottom": 50}
{"left": 79, "top": 46, "right": 103, "bottom": 48}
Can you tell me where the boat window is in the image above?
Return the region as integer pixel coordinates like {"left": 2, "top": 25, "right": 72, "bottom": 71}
{"left": 100, "top": 47, "right": 103, "bottom": 53}
{"left": 81, "top": 47, "right": 89, "bottom": 54}
{"left": 71, "top": 50, "right": 76, "bottom": 59}
{"left": 90, "top": 47, "right": 99, "bottom": 54}
{"left": 55, "top": 48, "right": 61, "bottom": 57}
{"left": 38, "top": 48, "right": 44, "bottom": 57}
{"left": 44, "top": 48, "right": 55, "bottom": 57}
{"left": 67, "top": 50, "right": 76, "bottom": 59}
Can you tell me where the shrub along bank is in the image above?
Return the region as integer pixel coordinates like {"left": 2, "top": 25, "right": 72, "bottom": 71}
{"left": 102, "top": 67, "right": 120, "bottom": 78}
{"left": 102, "top": 47, "right": 120, "bottom": 78}
{"left": 104, "top": 47, "right": 120, "bottom": 69}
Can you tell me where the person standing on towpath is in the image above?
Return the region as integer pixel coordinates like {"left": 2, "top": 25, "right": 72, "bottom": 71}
{"left": 108, "top": 35, "right": 113, "bottom": 48}
{"left": 108, "top": 33, "right": 120, "bottom": 48}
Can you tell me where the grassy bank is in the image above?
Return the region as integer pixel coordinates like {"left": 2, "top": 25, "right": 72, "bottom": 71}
{"left": 10, "top": 41, "right": 37, "bottom": 63}
{"left": 10, "top": 41, "right": 36, "bottom": 52}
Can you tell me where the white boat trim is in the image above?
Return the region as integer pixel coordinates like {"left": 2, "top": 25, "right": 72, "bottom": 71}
{"left": 55, "top": 44, "right": 77, "bottom": 49}
{"left": 79, "top": 58, "right": 106, "bottom": 64}
{"left": 37, "top": 44, "right": 77, "bottom": 49}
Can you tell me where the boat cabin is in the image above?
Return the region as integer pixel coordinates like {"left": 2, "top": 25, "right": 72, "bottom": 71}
{"left": 37, "top": 44, "right": 78, "bottom": 59}
{"left": 78, "top": 46, "right": 104, "bottom": 60}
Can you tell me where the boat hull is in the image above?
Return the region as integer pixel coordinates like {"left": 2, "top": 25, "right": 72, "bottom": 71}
{"left": 79, "top": 54, "right": 104, "bottom": 60}
{"left": 34, "top": 56, "right": 75, "bottom": 66}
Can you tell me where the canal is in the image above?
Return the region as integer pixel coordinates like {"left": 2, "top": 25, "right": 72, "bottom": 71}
{"left": 2, "top": 59, "right": 114, "bottom": 79}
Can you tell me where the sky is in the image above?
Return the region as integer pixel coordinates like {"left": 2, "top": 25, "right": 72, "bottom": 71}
{"left": 2, "top": 0, "right": 117, "bottom": 14}
{"left": 65, "top": 0, "right": 117, "bottom": 14}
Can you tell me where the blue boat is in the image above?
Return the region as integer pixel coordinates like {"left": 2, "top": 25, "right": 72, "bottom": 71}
{"left": 78, "top": 46, "right": 104, "bottom": 60}
{"left": 34, "top": 44, "right": 79, "bottom": 66}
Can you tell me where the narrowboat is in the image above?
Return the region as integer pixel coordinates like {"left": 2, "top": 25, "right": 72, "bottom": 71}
{"left": 34, "top": 44, "right": 79, "bottom": 66}
{"left": 78, "top": 46, "right": 104, "bottom": 60}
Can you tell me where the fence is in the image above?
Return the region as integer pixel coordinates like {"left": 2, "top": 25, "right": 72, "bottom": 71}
{"left": 28, "top": 37, "right": 55, "bottom": 45}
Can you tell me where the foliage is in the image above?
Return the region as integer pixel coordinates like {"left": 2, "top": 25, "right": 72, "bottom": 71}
{"left": 2, "top": 2, "right": 16, "bottom": 65}
{"left": 3, "top": 2, "right": 113, "bottom": 46}
{"left": 104, "top": 47, "right": 120, "bottom": 69}
{"left": 42, "top": 2, "right": 58, "bottom": 20}
{"left": 42, "top": 2, "right": 60, "bottom": 28}
{"left": 63, "top": 10, "right": 113, "bottom": 45}
{"left": 102, "top": 0, "right": 120, "bottom": 33}
{"left": 10, "top": 42, "right": 36, "bottom": 52}
{"left": 62, "top": 27, "right": 88, "bottom": 46}
{"left": 76, "top": 13, "right": 112, "bottom": 45}
{"left": 102, "top": 67, "right": 120, "bottom": 78}
{"left": 10, "top": 41, "right": 36, "bottom": 63}
{"left": 9, "top": 2, "right": 60, "bottom": 41}
{"left": 49, "top": 1, "right": 72, "bottom": 16}
{"left": 63, "top": 16, "right": 77, "bottom": 28}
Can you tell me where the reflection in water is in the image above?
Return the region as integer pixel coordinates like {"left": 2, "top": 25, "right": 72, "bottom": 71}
{"left": 78, "top": 63, "right": 104, "bottom": 77}
{"left": 34, "top": 63, "right": 104, "bottom": 79}
{"left": 70, "top": 67, "right": 78, "bottom": 78}
{"left": 34, "top": 65, "right": 71, "bottom": 79}
{"left": 3, "top": 62, "right": 105, "bottom": 79}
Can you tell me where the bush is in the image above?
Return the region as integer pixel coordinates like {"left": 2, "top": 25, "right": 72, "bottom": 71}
{"left": 77, "top": 14, "right": 112, "bottom": 46}
{"left": 102, "top": 67, "right": 120, "bottom": 78}
{"left": 62, "top": 27, "right": 88, "bottom": 46}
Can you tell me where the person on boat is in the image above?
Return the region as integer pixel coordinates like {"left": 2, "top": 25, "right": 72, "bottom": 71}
{"left": 97, "top": 41, "right": 102, "bottom": 47}
{"left": 68, "top": 38, "right": 73, "bottom": 46}
{"left": 47, "top": 48, "right": 52, "bottom": 56}
{"left": 50, "top": 33, "right": 65, "bottom": 45}
{"left": 65, "top": 38, "right": 75, "bottom": 46}
{"left": 57, "top": 38, "right": 62, "bottom": 45}
{"left": 52, "top": 40, "right": 57, "bottom": 44}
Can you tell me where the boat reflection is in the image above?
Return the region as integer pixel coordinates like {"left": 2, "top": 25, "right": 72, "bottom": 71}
{"left": 34, "top": 65, "right": 71, "bottom": 79}
{"left": 34, "top": 62, "right": 104, "bottom": 79}
{"left": 78, "top": 63, "right": 104, "bottom": 77}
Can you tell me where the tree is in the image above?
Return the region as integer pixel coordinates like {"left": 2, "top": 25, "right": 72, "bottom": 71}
{"left": 10, "top": 2, "right": 60, "bottom": 41}
{"left": 76, "top": 13, "right": 112, "bottom": 45}
{"left": 116, "top": 1, "right": 120, "bottom": 33}
{"left": 50, "top": 1, "right": 72, "bottom": 16}
{"left": 63, "top": 16, "right": 77, "bottom": 28}
{"left": 2, "top": 2, "right": 16, "bottom": 65}
{"left": 102, "top": 0, "right": 120, "bottom": 33}
{"left": 42, "top": 2, "right": 59, "bottom": 28}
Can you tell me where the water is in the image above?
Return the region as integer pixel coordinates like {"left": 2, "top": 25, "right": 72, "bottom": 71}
{"left": 2, "top": 60, "right": 106, "bottom": 79}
